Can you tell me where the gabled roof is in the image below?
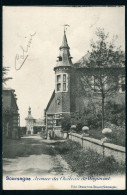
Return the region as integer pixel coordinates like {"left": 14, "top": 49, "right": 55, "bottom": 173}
{"left": 45, "top": 90, "right": 55, "bottom": 112}
{"left": 74, "top": 53, "right": 90, "bottom": 68}
{"left": 74, "top": 51, "right": 125, "bottom": 68}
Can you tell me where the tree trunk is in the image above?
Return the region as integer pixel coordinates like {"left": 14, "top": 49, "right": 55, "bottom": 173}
{"left": 102, "top": 96, "right": 105, "bottom": 129}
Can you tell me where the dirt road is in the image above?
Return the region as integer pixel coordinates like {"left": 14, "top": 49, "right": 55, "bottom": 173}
{"left": 3, "top": 135, "right": 76, "bottom": 177}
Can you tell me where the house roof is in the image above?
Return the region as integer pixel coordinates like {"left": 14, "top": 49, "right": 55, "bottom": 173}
{"left": 74, "top": 53, "right": 90, "bottom": 68}
{"left": 2, "top": 88, "right": 19, "bottom": 112}
{"left": 45, "top": 90, "right": 55, "bottom": 112}
{"left": 74, "top": 51, "right": 125, "bottom": 68}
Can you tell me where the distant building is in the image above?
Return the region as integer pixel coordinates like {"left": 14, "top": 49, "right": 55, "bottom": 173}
{"left": 25, "top": 107, "right": 45, "bottom": 135}
{"left": 25, "top": 107, "right": 34, "bottom": 134}
{"left": 45, "top": 29, "right": 125, "bottom": 137}
{"left": 2, "top": 88, "right": 20, "bottom": 139}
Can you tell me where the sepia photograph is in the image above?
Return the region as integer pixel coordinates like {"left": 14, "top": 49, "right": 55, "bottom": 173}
{"left": 2, "top": 6, "right": 125, "bottom": 190}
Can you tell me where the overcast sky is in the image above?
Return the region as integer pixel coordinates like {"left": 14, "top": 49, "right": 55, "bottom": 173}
{"left": 3, "top": 6, "right": 125, "bottom": 126}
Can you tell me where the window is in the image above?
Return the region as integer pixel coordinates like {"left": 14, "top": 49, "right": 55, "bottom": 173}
{"left": 59, "top": 56, "right": 62, "bottom": 61}
{"left": 119, "top": 76, "right": 125, "bottom": 93}
{"left": 57, "top": 83, "right": 61, "bottom": 91}
{"left": 63, "top": 74, "right": 67, "bottom": 91}
{"left": 56, "top": 119, "right": 61, "bottom": 126}
{"left": 63, "top": 74, "right": 66, "bottom": 82}
{"left": 56, "top": 75, "right": 61, "bottom": 92}
{"left": 91, "top": 76, "right": 108, "bottom": 92}
{"left": 57, "top": 75, "right": 61, "bottom": 83}
{"left": 63, "top": 83, "right": 66, "bottom": 91}
{"left": 56, "top": 73, "right": 68, "bottom": 92}
{"left": 91, "top": 76, "right": 100, "bottom": 92}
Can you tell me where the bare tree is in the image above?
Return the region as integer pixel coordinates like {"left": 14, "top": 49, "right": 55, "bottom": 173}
{"left": 79, "top": 28, "right": 125, "bottom": 129}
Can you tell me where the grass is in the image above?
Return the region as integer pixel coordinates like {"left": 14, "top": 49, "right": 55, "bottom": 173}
{"left": 54, "top": 139, "right": 125, "bottom": 176}
{"left": 3, "top": 137, "right": 125, "bottom": 176}
{"left": 2, "top": 137, "right": 56, "bottom": 158}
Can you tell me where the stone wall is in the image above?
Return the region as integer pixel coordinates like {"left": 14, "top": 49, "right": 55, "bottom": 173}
{"left": 69, "top": 133, "right": 125, "bottom": 164}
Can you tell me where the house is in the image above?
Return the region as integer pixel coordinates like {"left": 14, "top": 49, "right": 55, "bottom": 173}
{"left": 45, "top": 30, "right": 125, "bottom": 137}
{"left": 25, "top": 107, "right": 45, "bottom": 135}
{"left": 2, "top": 88, "right": 20, "bottom": 139}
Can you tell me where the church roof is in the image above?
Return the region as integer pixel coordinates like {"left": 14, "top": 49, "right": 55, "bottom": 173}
{"left": 55, "top": 30, "right": 73, "bottom": 67}
{"left": 25, "top": 107, "right": 34, "bottom": 120}
{"left": 60, "top": 30, "right": 69, "bottom": 49}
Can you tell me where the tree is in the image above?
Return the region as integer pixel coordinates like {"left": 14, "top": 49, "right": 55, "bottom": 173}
{"left": 79, "top": 28, "right": 125, "bottom": 129}
{"left": 61, "top": 115, "right": 71, "bottom": 132}
{"left": 2, "top": 66, "right": 12, "bottom": 85}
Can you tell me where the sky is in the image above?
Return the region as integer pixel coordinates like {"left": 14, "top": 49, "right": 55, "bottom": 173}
{"left": 3, "top": 6, "right": 125, "bottom": 126}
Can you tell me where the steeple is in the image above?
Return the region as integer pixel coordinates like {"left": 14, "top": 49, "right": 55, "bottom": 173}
{"left": 60, "top": 29, "right": 69, "bottom": 49}
{"left": 28, "top": 107, "right": 31, "bottom": 115}
{"left": 55, "top": 28, "right": 73, "bottom": 67}
{"left": 25, "top": 107, "right": 34, "bottom": 120}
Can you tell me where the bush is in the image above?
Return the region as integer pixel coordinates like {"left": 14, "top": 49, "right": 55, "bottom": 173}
{"left": 61, "top": 115, "right": 71, "bottom": 132}
{"left": 54, "top": 140, "right": 125, "bottom": 175}
{"left": 105, "top": 101, "right": 125, "bottom": 126}
{"left": 76, "top": 122, "right": 83, "bottom": 132}
{"left": 54, "top": 140, "right": 81, "bottom": 154}
{"left": 105, "top": 122, "right": 125, "bottom": 146}
{"left": 77, "top": 101, "right": 102, "bottom": 129}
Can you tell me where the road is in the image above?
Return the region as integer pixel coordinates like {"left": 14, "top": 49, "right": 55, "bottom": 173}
{"left": 3, "top": 135, "right": 76, "bottom": 177}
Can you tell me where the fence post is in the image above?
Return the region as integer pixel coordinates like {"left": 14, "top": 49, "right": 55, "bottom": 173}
{"left": 82, "top": 137, "right": 83, "bottom": 148}
{"left": 102, "top": 143, "right": 105, "bottom": 158}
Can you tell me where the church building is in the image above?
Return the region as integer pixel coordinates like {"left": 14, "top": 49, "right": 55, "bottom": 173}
{"left": 25, "top": 107, "right": 45, "bottom": 135}
{"left": 45, "top": 29, "right": 125, "bottom": 137}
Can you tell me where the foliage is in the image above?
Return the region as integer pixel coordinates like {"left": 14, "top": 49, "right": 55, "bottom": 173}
{"left": 80, "top": 28, "right": 125, "bottom": 129}
{"left": 104, "top": 122, "right": 125, "bottom": 146}
{"left": 77, "top": 101, "right": 102, "bottom": 129}
{"left": 76, "top": 122, "right": 83, "bottom": 132}
{"left": 61, "top": 115, "right": 71, "bottom": 132}
{"left": 54, "top": 140, "right": 125, "bottom": 175}
{"left": 105, "top": 101, "right": 125, "bottom": 126}
{"left": 2, "top": 66, "right": 12, "bottom": 85}
{"left": 88, "top": 123, "right": 125, "bottom": 147}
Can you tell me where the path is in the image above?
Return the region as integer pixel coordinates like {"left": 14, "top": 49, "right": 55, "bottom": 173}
{"left": 3, "top": 135, "right": 76, "bottom": 177}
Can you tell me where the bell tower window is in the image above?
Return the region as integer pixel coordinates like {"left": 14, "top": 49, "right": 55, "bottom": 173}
{"left": 56, "top": 75, "right": 61, "bottom": 92}
{"left": 63, "top": 74, "right": 67, "bottom": 91}
{"left": 57, "top": 83, "right": 61, "bottom": 91}
{"left": 63, "top": 83, "right": 66, "bottom": 91}
{"left": 56, "top": 73, "right": 68, "bottom": 92}
{"left": 57, "top": 75, "right": 61, "bottom": 83}
{"left": 59, "top": 56, "right": 62, "bottom": 61}
{"left": 63, "top": 74, "right": 66, "bottom": 82}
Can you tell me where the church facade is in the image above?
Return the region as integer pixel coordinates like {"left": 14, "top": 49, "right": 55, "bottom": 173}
{"left": 45, "top": 30, "right": 125, "bottom": 136}
{"left": 25, "top": 107, "right": 45, "bottom": 135}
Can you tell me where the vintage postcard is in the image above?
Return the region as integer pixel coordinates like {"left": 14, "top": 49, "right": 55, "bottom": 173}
{"left": 2, "top": 6, "right": 125, "bottom": 190}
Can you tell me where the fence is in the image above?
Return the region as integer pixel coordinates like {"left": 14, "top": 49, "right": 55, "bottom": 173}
{"left": 69, "top": 133, "right": 125, "bottom": 164}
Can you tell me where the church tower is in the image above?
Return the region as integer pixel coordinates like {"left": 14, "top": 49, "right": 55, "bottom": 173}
{"left": 25, "top": 107, "right": 35, "bottom": 135}
{"left": 54, "top": 28, "right": 73, "bottom": 129}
